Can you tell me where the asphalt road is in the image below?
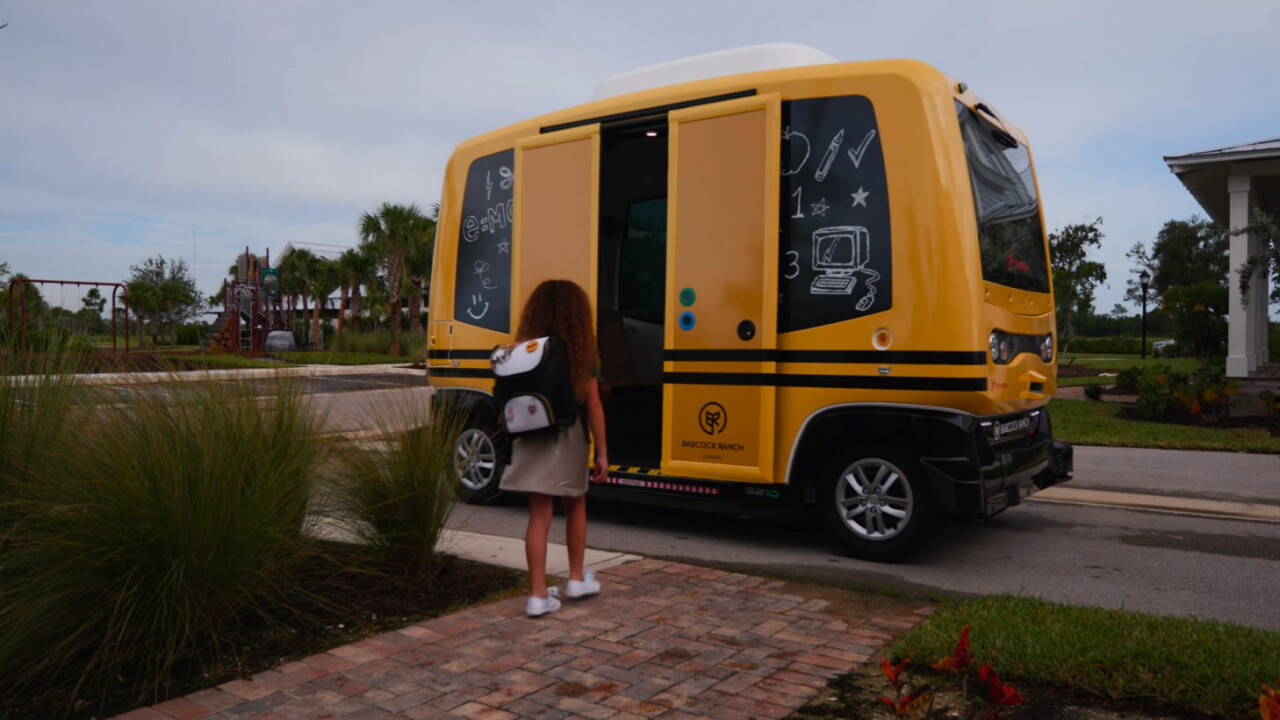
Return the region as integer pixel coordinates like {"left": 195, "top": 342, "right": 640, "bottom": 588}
{"left": 446, "top": 491, "right": 1280, "bottom": 632}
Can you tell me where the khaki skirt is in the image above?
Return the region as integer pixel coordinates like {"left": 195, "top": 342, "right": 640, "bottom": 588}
{"left": 499, "top": 419, "right": 589, "bottom": 497}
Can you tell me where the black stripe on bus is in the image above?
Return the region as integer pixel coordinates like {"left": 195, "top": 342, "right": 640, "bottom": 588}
{"left": 664, "top": 372, "right": 987, "bottom": 392}
{"left": 436, "top": 347, "right": 987, "bottom": 365}
{"left": 426, "top": 367, "right": 494, "bottom": 379}
{"left": 540, "top": 90, "right": 758, "bottom": 134}
{"left": 664, "top": 349, "right": 987, "bottom": 365}
{"left": 427, "top": 349, "right": 492, "bottom": 360}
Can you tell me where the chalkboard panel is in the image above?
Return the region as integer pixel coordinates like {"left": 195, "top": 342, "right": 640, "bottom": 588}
{"left": 778, "top": 96, "right": 891, "bottom": 333}
{"left": 453, "top": 149, "right": 515, "bottom": 332}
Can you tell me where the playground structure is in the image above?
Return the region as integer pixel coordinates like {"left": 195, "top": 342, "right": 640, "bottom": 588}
{"left": 5, "top": 278, "right": 131, "bottom": 352}
{"left": 203, "top": 247, "right": 290, "bottom": 355}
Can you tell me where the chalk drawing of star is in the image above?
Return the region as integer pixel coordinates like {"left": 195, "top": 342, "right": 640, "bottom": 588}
{"left": 851, "top": 187, "right": 870, "bottom": 207}
{"left": 497, "top": 241, "right": 511, "bottom": 254}
{"left": 810, "top": 197, "right": 830, "bottom": 217}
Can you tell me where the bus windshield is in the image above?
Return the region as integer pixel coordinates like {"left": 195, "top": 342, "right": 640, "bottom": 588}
{"left": 957, "top": 100, "right": 1050, "bottom": 294}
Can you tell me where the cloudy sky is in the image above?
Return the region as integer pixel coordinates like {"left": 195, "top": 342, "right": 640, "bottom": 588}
{"left": 2, "top": 0, "right": 1277, "bottom": 316}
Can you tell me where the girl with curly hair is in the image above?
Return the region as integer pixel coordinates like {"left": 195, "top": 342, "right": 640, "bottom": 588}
{"left": 499, "top": 279, "right": 608, "bottom": 616}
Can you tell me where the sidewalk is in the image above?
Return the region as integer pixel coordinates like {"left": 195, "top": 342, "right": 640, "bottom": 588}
{"left": 116, "top": 535, "right": 933, "bottom": 720}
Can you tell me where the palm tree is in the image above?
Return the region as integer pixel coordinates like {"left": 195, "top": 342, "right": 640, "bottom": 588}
{"left": 158, "top": 278, "right": 194, "bottom": 347}
{"left": 308, "top": 256, "right": 340, "bottom": 351}
{"left": 279, "top": 248, "right": 315, "bottom": 344}
{"left": 359, "top": 203, "right": 432, "bottom": 356}
{"left": 336, "top": 248, "right": 373, "bottom": 337}
{"left": 403, "top": 209, "right": 437, "bottom": 335}
{"left": 125, "top": 280, "right": 156, "bottom": 350}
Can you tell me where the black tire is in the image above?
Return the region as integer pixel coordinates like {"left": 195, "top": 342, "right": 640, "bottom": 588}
{"left": 820, "top": 447, "right": 933, "bottom": 563}
{"left": 452, "top": 415, "right": 508, "bottom": 505}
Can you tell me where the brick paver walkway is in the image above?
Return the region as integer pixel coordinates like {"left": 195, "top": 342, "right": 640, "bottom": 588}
{"left": 118, "top": 559, "right": 932, "bottom": 719}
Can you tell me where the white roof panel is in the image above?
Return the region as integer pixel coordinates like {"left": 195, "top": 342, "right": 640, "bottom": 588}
{"left": 592, "top": 44, "right": 839, "bottom": 101}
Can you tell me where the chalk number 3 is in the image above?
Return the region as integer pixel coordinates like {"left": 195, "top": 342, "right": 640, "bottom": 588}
{"left": 784, "top": 251, "right": 800, "bottom": 280}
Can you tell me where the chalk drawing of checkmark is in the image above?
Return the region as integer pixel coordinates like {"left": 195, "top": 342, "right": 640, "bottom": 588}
{"left": 846, "top": 129, "right": 878, "bottom": 169}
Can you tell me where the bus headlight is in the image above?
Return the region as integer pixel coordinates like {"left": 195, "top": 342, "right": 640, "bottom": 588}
{"left": 1039, "top": 334, "right": 1054, "bottom": 363}
{"left": 989, "top": 330, "right": 1011, "bottom": 365}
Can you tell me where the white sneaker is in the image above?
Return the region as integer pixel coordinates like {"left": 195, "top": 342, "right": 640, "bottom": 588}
{"left": 566, "top": 571, "right": 600, "bottom": 599}
{"left": 526, "top": 587, "right": 561, "bottom": 617}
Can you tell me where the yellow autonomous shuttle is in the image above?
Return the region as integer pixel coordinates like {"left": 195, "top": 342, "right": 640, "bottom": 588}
{"left": 428, "top": 45, "right": 1072, "bottom": 561}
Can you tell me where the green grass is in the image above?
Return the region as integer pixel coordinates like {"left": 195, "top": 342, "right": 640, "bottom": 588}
{"left": 181, "top": 354, "right": 291, "bottom": 369}
{"left": 278, "top": 351, "right": 410, "bottom": 365}
{"left": 1048, "top": 398, "right": 1280, "bottom": 453}
{"left": 892, "top": 594, "right": 1280, "bottom": 718}
{"left": 1060, "top": 353, "right": 1203, "bottom": 374}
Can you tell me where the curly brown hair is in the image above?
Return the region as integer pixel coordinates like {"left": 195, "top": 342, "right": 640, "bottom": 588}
{"left": 515, "top": 279, "right": 597, "bottom": 403}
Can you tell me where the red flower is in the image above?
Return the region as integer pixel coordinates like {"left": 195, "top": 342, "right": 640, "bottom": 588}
{"left": 1261, "top": 680, "right": 1280, "bottom": 720}
{"left": 932, "top": 624, "right": 971, "bottom": 672}
{"left": 978, "top": 665, "right": 1023, "bottom": 708}
{"left": 880, "top": 685, "right": 933, "bottom": 717}
{"left": 881, "top": 657, "right": 910, "bottom": 692}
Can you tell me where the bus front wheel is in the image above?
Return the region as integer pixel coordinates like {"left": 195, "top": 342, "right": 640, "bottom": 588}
{"left": 821, "top": 448, "right": 932, "bottom": 563}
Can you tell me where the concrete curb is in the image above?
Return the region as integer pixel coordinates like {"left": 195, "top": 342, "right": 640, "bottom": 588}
{"left": 438, "top": 528, "right": 643, "bottom": 577}
{"left": 1030, "top": 486, "right": 1280, "bottom": 523}
{"left": 8, "top": 362, "right": 424, "bottom": 387}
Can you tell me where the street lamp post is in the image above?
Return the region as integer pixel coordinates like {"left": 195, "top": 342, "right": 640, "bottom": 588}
{"left": 1139, "top": 269, "right": 1151, "bottom": 359}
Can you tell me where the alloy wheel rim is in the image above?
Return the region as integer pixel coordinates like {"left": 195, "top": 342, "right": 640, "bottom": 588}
{"left": 455, "top": 428, "right": 496, "bottom": 491}
{"left": 835, "top": 457, "right": 913, "bottom": 540}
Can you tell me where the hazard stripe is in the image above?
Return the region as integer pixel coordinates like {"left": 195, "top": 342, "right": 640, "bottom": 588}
{"left": 598, "top": 476, "right": 720, "bottom": 496}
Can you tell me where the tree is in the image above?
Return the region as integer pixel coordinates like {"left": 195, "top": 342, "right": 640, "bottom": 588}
{"left": 359, "top": 203, "right": 433, "bottom": 356}
{"left": 403, "top": 210, "right": 437, "bottom": 335}
{"left": 308, "top": 257, "right": 340, "bottom": 351}
{"left": 1234, "top": 209, "right": 1280, "bottom": 309}
{"left": 279, "top": 249, "right": 315, "bottom": 343}
{"left": 126, "top": 256, "right": 202, "bottom": 346}
{"left": 1124, "top": 217, "right": 1228, "bottom": 307}
{"left": 336, "top": 248, "right": 373, "bottom": 337}
{"left": 1162, "top": 280, "right": 1229, "bottom": 360}
{"left": 125, "top": 280, "right": 156, "bottom": 350}
{"left": 1049, "top": 219, "right": 1108, "bottom": 347}
{"left": 81, "top": 287, "right": 106, "bottom": 316}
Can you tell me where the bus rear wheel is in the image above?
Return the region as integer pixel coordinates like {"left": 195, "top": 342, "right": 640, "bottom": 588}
{"left": 821, "top": 448, "right": 932, "bottom": 562}
{"left": 452, "top": 421, "right": 507, "bottom": 504}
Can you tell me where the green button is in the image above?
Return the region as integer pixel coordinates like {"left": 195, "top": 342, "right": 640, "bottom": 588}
{"left": 680, "top": 288, "right": 696, "bottom": 307}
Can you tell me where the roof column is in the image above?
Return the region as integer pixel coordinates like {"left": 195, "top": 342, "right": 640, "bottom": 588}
{"left": 1226, "top": 173, "right": 1260, "bottom": 377}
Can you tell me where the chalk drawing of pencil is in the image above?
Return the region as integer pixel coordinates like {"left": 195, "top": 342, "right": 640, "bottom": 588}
{"left": 814, "top": 129, "right": 844, "bottom": 182}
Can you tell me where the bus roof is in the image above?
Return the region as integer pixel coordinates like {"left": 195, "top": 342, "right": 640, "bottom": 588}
{"left": 591, "top": 44, "right": 839, "bottom": 101}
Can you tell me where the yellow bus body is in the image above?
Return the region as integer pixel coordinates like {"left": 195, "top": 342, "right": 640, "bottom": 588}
{"left": 429, "top": 56, "right": 1069, "bottom": 561}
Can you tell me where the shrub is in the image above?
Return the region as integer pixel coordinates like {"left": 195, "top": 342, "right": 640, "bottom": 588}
{"left": 1114, "top": 366, "right": 1142, "bottom": 392}
{"left": 1172, "top": 363, "right": 1240, "bottom": 425}
{"left": 324, "top": 391, "right": 465, "bottom": 576}
{"left": 0, "top": 374, "right": 328, "bottom": 709}
{"left": 1135, "top": 364, "right": 1184, "bottom": 419}
{"left": 1134, "top": 362, "right": 1240, "bottom": 425}
{"left": 331, "top": 329, "right": 427, "bottom": 358}
{"left": 1083, "top": 383, "right": 1105, "bottom": 401}
{"left": 175, "top": 322, "right": 209, "bottom": 346}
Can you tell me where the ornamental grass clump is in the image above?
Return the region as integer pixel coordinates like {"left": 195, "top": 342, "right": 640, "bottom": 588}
{"left": 0, "top": 371, "right": 328, "bottom": 711}
{"left": 324, "top": 389, "right": 465, "bottom": 577}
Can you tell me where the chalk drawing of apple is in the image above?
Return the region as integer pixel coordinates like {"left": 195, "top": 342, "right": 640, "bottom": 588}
{"left": 782, "top": 126, "right": 810, "bottom": 176}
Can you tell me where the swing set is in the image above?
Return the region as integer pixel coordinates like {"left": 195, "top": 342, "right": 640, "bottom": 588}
{"left": 5, "top": 278, "right": 131, "bottom": 352}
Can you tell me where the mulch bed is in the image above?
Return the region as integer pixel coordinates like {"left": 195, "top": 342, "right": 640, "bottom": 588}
{"left": 1, "top": 551, "right": 525, "bottom": 719}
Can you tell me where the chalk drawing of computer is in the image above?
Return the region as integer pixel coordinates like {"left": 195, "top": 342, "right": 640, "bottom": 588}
{"left": 810, "top": 226, "right": 870, "bottom": 295}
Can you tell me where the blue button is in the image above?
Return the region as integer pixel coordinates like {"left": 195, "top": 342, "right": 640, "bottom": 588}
{"left": 679, "top": 311, "right": 696, "bottom": 331}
